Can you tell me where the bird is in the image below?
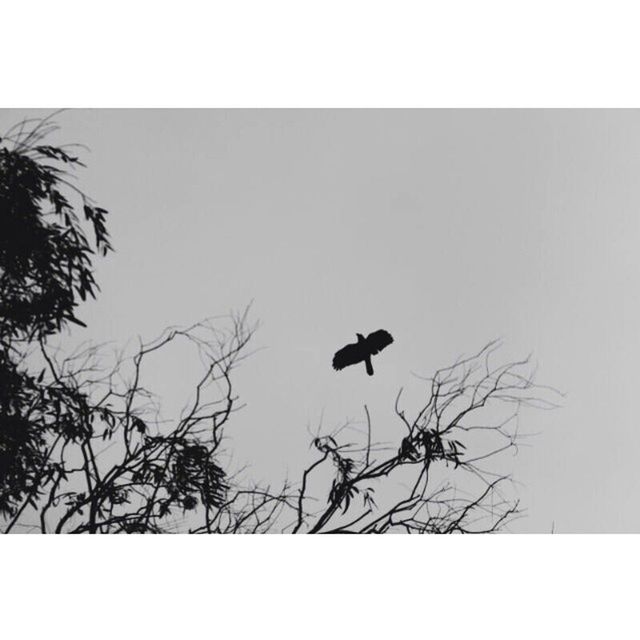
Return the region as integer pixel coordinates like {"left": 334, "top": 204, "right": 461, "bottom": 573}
{"left": 332, "top": 329, "right": 394, "bottom": 376}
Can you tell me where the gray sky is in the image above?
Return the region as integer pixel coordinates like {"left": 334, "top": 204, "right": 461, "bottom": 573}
{"left": 4, "top": 109, "right": 639, "bottom": 532}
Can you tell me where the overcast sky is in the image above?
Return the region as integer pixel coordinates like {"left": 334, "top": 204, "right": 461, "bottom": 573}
{"left": 3, "top": 109, "right": 639, "bottom": 532}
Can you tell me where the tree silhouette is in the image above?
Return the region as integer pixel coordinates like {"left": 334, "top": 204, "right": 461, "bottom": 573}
{"left": 4, "top": 309, "right": 262, "bottom": 533}
{"left": 0, "top": 115, "right": 113, "bottom": 522}
{"left": 1, "top": 116, "right": 558, "bottom": 533}
{"left": 293, "top": 340, "right": 557, "bottom": 533}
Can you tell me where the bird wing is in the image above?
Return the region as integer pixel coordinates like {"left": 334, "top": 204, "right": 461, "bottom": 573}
{"left": 365, "top": 329, "right": 394, "bottom": 355}
{"left": 332, "top": 342, "right": 365, "bottom": 370}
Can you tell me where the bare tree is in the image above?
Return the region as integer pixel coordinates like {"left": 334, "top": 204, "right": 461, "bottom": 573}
{"left": 289, "top": 340, "right": 559, "bottom": 534}
{"left": 3, "top": 306, "right": 296, "bottom": 533}
{"left": 3, "top": 311, "right": 557, "bottom": 533}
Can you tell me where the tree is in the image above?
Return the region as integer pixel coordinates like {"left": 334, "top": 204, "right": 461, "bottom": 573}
{"left": 3, "top": 309, "right": 260, "bottom": 533}
{"left": 292, "top": 340, "right": 555, "bottom": 534}
{"left": 1, "top": 116, "right": 557, "bottom": 534}
{"left": 0, "top": 114, "right": 112, "bottom": 342}
{"left": 0, "top": 115, "right": 112, "bottom": 523}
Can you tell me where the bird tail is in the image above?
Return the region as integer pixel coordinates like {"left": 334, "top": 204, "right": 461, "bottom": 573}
{"left": 365, "top": 357, "right": 374, "bottom": 376}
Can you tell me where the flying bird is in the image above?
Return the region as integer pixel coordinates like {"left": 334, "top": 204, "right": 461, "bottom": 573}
{"left": 332, "top": 329, "right": 394, "bottom": 376}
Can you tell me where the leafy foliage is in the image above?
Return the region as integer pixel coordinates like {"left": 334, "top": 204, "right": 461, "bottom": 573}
{"left": 0, "top": 117, "right": 243, "bottom": 533}
{"left": 0, "top": 116, "right": 115, "bottom": 520}
{"left": 0, "top": 124, "right": 112, "bottom": 344}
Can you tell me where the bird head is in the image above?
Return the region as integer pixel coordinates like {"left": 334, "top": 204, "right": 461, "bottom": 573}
{"left": 356, "top": 333, "right": 365, "bottom": 341}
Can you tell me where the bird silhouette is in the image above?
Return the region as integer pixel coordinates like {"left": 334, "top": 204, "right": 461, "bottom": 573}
{"left": 332, "top": 329, "right": 394, "bottom": 376}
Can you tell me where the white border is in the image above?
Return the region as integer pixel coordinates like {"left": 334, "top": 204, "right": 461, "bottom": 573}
{"left": 1, "top": 535, "right": 638, "bottom": 638}
{"left": 2, "top": 0, "right": 640, "bottom": 106}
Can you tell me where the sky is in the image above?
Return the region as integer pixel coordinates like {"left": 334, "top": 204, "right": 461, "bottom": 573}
{"left": 3, "top": 108, "right": 639, "bottom": 532}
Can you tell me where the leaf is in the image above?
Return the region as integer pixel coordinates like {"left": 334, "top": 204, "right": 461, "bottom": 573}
{"left": 133, "top": 416, "right": 147, "bottom": 434}
{"left": 67, "top": 316, "right": 87, "bottom": 328}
